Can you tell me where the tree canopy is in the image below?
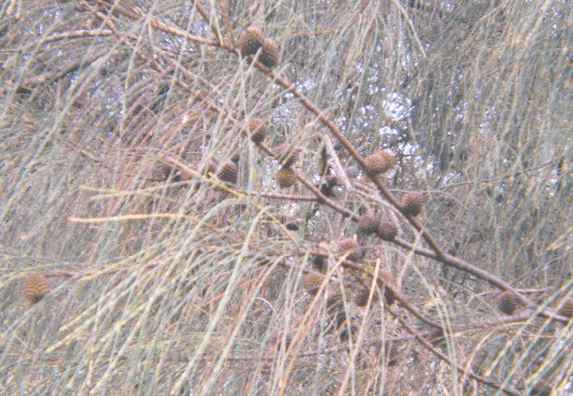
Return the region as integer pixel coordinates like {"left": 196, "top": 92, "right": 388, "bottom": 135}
{"left": 1, "top": 0, "right": 571, "bottom": 394}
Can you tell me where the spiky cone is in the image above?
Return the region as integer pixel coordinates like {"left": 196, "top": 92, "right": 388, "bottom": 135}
{"left": 336, "top": 238, "right": 364, "bottom": 262}
{"left": 557, "top": 298, "right": 573, "bottom": 318}
{"left": 246, "top": 118, "right": 267, "bottom": 144}
{"left": 303, "top": 273, "right": 326, "bottom": 296}
{"left": 23, "top": 273, "right": 49, "bottom": 304}
{"left": 275, "top": 167, "right": 297, "bottom": 188}
{"left": 237, "top": 26, "right": 265, "bottom": 57}
{"left": 276, "top": 143, "right": 302, "bottom": 168}
{"left": 363, "top": 150, "right": 396, "bottom": 175}
{"left": 358, "top": 213, "right": 380, "bottom": 235}
{"left": 217, "top": 161, "right": 238, "bottom": 184}
{"left": 400, "top": 192, "right": 426, "bottom": 216}
{"left": 259, "top": 38, "right": 280, "bottom": 68}
{"left": 496, "top": 290, "right": 518, "bottom": 315}
{"left": 376, "top": 271, "right": 396, "bottom": 305}
{"left": 377, "top": 221, "right": 398, "bottom": 241}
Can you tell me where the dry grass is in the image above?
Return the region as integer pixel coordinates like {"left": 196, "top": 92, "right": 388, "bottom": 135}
{"left": 1, "top": 0, "right": 571, "bottom": 395}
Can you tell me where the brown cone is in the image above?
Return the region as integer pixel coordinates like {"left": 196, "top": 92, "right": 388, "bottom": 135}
{"left": 23, "top": 273, "right": 49, "bottom": 304}
{"left": 400, "top": 192, "right": 425, "bottom": 216}
{"left": 358, "top": 213, "right": 380, "bottom": 235}
{"left": 364, "top": 150, "right": 396, "bottom": 175}
{"left": 238, "top": 26, "right": 265, "bottom": 57}
{"left": 246, "top": 118, "right": 266, "bottom": 144}
{"left": 217, "top": 162, "right": 238, "bottom": 184}
{"left": 259, "top": 38, "right": 280, "bottom": 68}
{"left": 377, "top": 222, "right": 398, "bottom": 241}
{"left": 336, "top": 238, "right": 363, "bottom": 262}
{"left": 496, "top": 291, "right": 517, "bottom": 315}
{"left": 276, "top": 168, "right": 297, "bottom": 188}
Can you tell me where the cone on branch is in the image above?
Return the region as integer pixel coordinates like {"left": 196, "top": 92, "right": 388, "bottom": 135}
{"left": 238, "top": 26, "right": 265, "bottom": 57}
{"left": 23, "top": 273, "right": 49, "bottom": 304}
{"left": 259, "top": 38, "right": 280, "bottom": 68}
{"left": 358, "top": 212, "right": 380, "bottom": 235}
{"left": 336, "top": 238, "right": 364, "bottom": 262}
{"left": 275, "top": 167, "right": 297, "bottom": 188}
{"left": 400, "top": 192, "right": 426, "bottom": 216}
{"left": 217, "top": 161, "right": 238, "bottom": 184}
{"left": 237, "top": 26, "right": 280, "bottom": 68}
{"left": 363, "top": 150, "right": 396, "bottom": 175}
{"left": 377, "top": 221, "right": 398, "bottom": 241}
{"left": 245, "top": 118, "right": 267, "bottom": 144}
{"left": 356, "top": 273, "right": 396, "bottom": 307}
{"left": 496, "top": 290, "right": 518, "bottom": 315}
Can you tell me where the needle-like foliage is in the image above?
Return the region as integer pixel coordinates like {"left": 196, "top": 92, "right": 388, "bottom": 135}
{"left": 0, "top": 1, "right": 571, "bottom": 395}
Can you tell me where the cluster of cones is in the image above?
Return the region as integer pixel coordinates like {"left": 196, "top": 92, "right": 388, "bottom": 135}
{"left": 304, "top": 235, "right": 397, "bottom": 304}
{"left": 291, "top": 147, "right": 427, "bottom": 328}
{"left": 302, "top": 266, "right": 396, "bottom": 341}
{"left": 237, "top": 26, "right": 300, "bottom": 189}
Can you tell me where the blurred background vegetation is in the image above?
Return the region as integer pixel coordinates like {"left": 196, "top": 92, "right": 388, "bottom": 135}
{"left": 0, "top": 0, "right": 571, "bottom": 394}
